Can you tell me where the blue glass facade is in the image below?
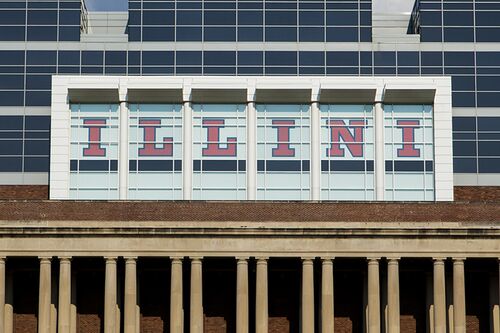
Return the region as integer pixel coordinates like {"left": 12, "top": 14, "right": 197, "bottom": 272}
{"left": 419, "top": 0, "right": 500, "bottom": 42}
{"left": 128, "top": 0, "right": 372, "bottom": 42}
{"left": 0, "top": 115, "right": 50, "bottom": 172}
{"left": 2, "top": 49, "right": 500, "bottom": 106}
{"left": 0, "top": 0, "right": 81, "bottom": 41}
{"left": 0, "top": 0, "right": 499, "bottom": 180}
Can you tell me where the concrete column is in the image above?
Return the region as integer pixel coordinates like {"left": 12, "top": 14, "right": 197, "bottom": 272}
{"left": 70, "top": 271, "right": 77, "bottom": 333}
{"left": 190, "top": 257, "right": 203, "bottom": 333}
{"left": 433, "top": 258, "right": 447, "bottom": 333}
{"left": 51, "top": 271, "right": 57, "bottom": 333}
{"left": 453, "top": 258, "right": 466, "bottom": 333}
{"left": 119, "top": 99, "right": 129, "bottom": 199}
{"left": 368, "top": 258, "right": 380, "bottom": 333}
{"left": 5, "top": 270, "right": 13, "bottom": 333}
{"left": 38, "top": 257, "right": 52, "bottom": 333}
{"left": 321, "top": 258, "right": 334, "bottom": 333}
{"left": 170, "top": 257, "right": 183, "bottom": 333}
{"left": 183, "top": 84, "right": 193, "bottom": 200}
{"left": 105, "top": 257, "right": 118, "bottom": 333}
{"left": 247, "top": 100, "right": 257, "bottom": 200}
{"left": 256, "top": 258, "right": 268, "bottom": 333}
{"left": 58, "top": 257, "right": 72, "bottom": 333}
{"left": 491, "top": 262, "right": 500, "bottom": 333}
{"left": 311, "top": 100, "right": 321, "bottom": 201}
{"left": 116, "top": 272, "right": 121, "bottom": 333}
{"left": 302, "top": 258, "right": 315, "bottom": 333}
{"left": 374, "top": 102, "right": 384, "bottom": 201}
{"left": 0, "top": 257, "right": 5, "bottom": 333}
{"left": 387, "top": 258, "right": 400, "bottom": 333}
{"left": 236, "top": 258, "right": 249, "bottom": 333}
{"left": 363, "top": 273, "right": 368, "bottom": 333}
{"left": 425, "top": 273, "right": 434, "bottom": 333}
{"left": 124, "top": 257, "right": 138, "bottom": 333}
{"left": 446, "top": 271, "right": 454, "bottom": 333}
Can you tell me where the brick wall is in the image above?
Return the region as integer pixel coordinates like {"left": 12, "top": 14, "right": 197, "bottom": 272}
{"left": 78, "top": 314, "right": 102, "bottom": 333}
{"left": 334, "top": 318, "right": 354, "bottom": 333}
{"left": 399, "top": 315, "right": 417, "bottom": 333}
{"left": 0, "top": 201, "right": 499, "bottom": 222}
{"left": 466, "top": 316, "right": 480, "bottom": 333}
{"left": 204, "top": 317, "right": 227, "bottom": 333}
{"left": 0, "top": 185, "right": 48, "bottom": 200}
{"left": 141, "top": 316, "right": 165, "bottom": 333}
{"left": 268, "top": 317, "right": 291, "bottom": 333}
{"left": 454, "top": 186, "right": 500, "bottom": 202}
{"left": 13, "top": 314, "right": 37, "bottom": 333}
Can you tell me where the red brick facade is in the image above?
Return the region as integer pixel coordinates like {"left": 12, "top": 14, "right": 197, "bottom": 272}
{"left": 140, "top": 316, "right": 165, "bottom": 333}
{"left": 0, "top": 185, "right": 48, "bottom": 200}
{"left": 466, "top": 316, "right": 480, "bottom": 333}
{"left": 454, "top": 186, "right": 500, "bottom": 202}
{"left": 334, "top": 318, "right": 354, "bottom": 333}
{"left": 13, "top": 314, "right": 37, "bottom": 333}
{"left": 0, "top": 200, "right": 499, "bottom": 222}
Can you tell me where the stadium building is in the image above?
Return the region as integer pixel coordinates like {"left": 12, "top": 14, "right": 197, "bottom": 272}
{"left": 0, "top": 0, "right": 499, "bottom": 332}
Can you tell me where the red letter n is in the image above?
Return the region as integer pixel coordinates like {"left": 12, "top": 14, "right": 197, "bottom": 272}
{"left": 327, "top": 120, "right": 365, "bottom": 157}
{"left": 138, "top": 119, "right": 173, "bottom": 156}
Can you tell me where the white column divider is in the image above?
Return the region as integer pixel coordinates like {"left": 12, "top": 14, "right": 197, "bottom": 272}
{"left": 119, "top": 84, "right": 129, "bottom": 200}
{"left": 183, "top": 82, "right": 193, "bottom": 200}
{"left": 311, "top": 84, "right": 321, "bottom": 201}
{"left": 374, "top": 87, "right": 385, "bottom": 201}
{"left": 247, "top": 84, "right": 257, "bottom": 200}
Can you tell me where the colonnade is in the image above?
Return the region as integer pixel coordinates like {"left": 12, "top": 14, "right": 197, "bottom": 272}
{"left": 0, "top": 256, "right": 496, "bottom": 333}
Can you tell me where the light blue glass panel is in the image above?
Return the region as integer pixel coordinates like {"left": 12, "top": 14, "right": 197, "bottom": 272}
{"left": 192, "top": 104, "right": 247, "bottom": 200}
{"left": 256, "top": 104, "right": 310, "bottom": 200}
{"left": 69, "top": 104, "right": 120, "bottom": 199}
{"left": 320, "top": 104, "right": 374, "bottom": 201}
{"left": 128, "top": 104, "right": 183, "bottom": 200}
{"left": 384, "top": 104, "right": 435, "bottom": 201}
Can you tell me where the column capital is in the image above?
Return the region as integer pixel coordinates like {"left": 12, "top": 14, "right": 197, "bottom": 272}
{"left": 256, "top": 257, "right": 268, "bottom": 262}
{"left": 104, "top": 256, "right": 118, "bottom": 263}
{"left": 0, "top": 256, "right": 6, "bottom": 262}
{"left": 387, "top": 257, "right": 400, "bottom": 263}
{"left": 367, "top": 257, "right": 381, "bottom": 263}
{"left": 190, "top": 257, "right": 203, "bottom": 263}
{"left": 124, "top": 256, "right": 138, "bottom": 263}
{"left": 59, "top": 257, "right": 72, "bottom": 263}
{"left": 39, "top": 256, "right": 52, "bottom": 263}
{"left": 302, "top": 256, "right": 315, "bottom": 261}
{"left": 452, "top": 257, "right": 466, "bottom": 263}
{"left": 170, "top": 256, "right": 184, "bottom": 262}
{"left": 433, "top": 257, "right": 447, "bottom": 263}
{"left": 236, "top": 257, "right": 249, "bottom": 262}
{"left": 321, "top": 257, "right": 334, "bottom": 263}
{"left": 302, "top": 258, "right": 315, "bottom": 265}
